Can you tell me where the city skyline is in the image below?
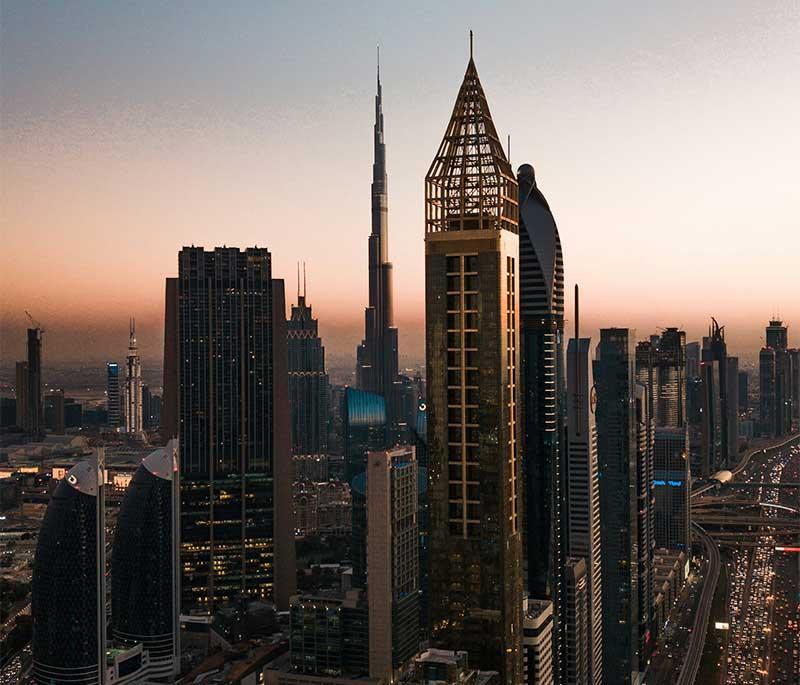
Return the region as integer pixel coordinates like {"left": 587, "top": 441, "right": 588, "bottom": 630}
{"left": 2, "top": 1, "right": 799, "bottom": 365}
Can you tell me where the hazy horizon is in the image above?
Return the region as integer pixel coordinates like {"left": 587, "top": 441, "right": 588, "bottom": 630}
{"left": 2, "top": 1, "right": 798, "bottom": 366}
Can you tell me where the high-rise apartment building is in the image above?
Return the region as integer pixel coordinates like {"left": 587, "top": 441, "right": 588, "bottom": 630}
{"left": 517, "top": 161, "right": 566, "bottom": 679}
{"left": 738, "top": 370, "right": 749, "bottom": 413}
{"left": 653, "top": 428, "right": 690, "bottom": 551}
{"left": 424, "top": 45, "right": 523, "bottom": 680}
{"left": 566, "top": 328, "right": 603, "bottom": 685}
{"left": 524, "top": 598, "right": 555, "bottom": 685}
{"left": 16, "top": 328, "right": 44, "bottom": 436}
{"left": 107, "top": 362, "right": 121, "bottom": 429}
{"left": 124, "top": 319, "right": 143, "bottom": 433}
{"left": 14, "top": 361, "right": 28, "bottom": 430}
{"left": 594, "top": 328, "right": 640, "bottom": 685}
{"left": 356, "top": 57, "right": 400, "bottom": 433}
{"left": 287, "top": 272, "right": 329, "bottom": 457}
{"left": 634, "top": 382, "right": 654, "bottom": 661}
{"left": 367, "top": 446, "right": 420, "bottom": 681}
{"left": 173, "top": 246, "right": 295, "bottom": 612}
{"left": 563, "top": 558, "right": 589, "bottom": 685}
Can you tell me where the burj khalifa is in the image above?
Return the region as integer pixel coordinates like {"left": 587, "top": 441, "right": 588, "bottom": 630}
{"left": 356, "top": 53, "right": 399, "bottom": 421}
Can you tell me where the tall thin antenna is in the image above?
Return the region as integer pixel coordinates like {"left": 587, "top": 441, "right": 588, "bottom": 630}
{"left": 303, "top": 262, "right": 307, "bottom": 299}
{"left": 469, "top": 30, "right": 473, "bottom": 59}
{"left": 575, "top": 283, "right": 580, "bottom": 342}
{"left": 575, "top": 284, "right": 580, "bottom": 434}
{"left": 507, "top": 134, "right": 511, "bottom": 165}
{"left": 297, "top": 262, "right": 300, "bottom": 299}
{"left": 377, "top": 44, "right": 380, "bottom": 84}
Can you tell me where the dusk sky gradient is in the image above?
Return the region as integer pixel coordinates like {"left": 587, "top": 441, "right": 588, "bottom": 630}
{"left": 2, "top": 1, "right": 798, "bottom": 368}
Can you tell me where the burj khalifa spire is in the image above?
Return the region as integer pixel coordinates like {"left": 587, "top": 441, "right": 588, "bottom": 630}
{"left": 356, "top": 48, "right": 399, "bottom": 422}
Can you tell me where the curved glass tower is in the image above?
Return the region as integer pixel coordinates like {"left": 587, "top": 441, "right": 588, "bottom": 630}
{"left": 32, "top": 460, "right": 103, "bottom": 685}
{"left": 112, "top": 442, "right": 178, "bottom": 672}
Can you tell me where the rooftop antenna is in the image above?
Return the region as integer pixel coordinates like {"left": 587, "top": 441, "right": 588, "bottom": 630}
{"left": 377, "top": 44, "right": 380, "bottom": 83}
{"left": 507, "top": 134, "right": 511, "bottom": 165}
{"left": 469, "top": 30, "right": 473, "bottom": 60}
{"left": 303, "top": 262, "right": 307, "bottom": 299}
{"left": 296, "top": 262, "right": 300, "bottom": 300}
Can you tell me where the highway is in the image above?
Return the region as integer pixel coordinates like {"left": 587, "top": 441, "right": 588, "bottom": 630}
{"left": 675, "top": 522, "right": 720, "bottom": 685}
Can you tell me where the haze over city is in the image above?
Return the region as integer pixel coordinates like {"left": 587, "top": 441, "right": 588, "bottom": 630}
{"left": 2, "top": 0, "right": 799, "bottom": 366}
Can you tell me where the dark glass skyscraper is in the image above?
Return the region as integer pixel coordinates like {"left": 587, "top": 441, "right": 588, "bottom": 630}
{"left": 700, "top": 318, "right": 737, "bottom": 473}
{"left": 32, "top": 460, "right": 104, "bottom": 685}
{"left": 175, "top": 246, "right": 295, "bottom": 612}
{"left": 357, "top": 57, "right": 399, "bottom": 430}
{"left": 287, "top": 272, "right": 329, "bottom": 457}
{"left": 760, "top": 319, "right": 792, "bottom": 436}
{"left": 107, "top": 361, "right": 121, "bottom": 429}
{"left": 424, "top": 47, "right": 523, "bottom": 681}
{"left": 594, "top": 329, "right": 640, "bottom": 685}
{"left": 112, "top": 442, "right": 179, "bottom": 672}
{"left": 517, "top": 162, "right": 566, "bottom": 680}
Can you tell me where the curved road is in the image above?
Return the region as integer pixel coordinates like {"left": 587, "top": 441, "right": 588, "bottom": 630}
{"left": 676, "top": 523, "right": 720, "bottom": 685}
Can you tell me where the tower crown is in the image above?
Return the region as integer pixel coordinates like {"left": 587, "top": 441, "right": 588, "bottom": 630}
{"left": 425, "top": 55, "right": 518, "bottom": 234}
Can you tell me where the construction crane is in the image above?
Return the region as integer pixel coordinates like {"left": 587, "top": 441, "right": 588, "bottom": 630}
{"left": 24, "top": 310, "right": 44, "bottom": 332}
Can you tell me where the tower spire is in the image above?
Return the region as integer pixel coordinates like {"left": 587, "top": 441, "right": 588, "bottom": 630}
{"left": 469, "top": 30, "right": 473, "bottom": 60}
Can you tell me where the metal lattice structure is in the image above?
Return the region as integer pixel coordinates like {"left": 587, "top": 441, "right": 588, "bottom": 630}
{"left": 425, "top": 56, "right": 518, "bottom": 234}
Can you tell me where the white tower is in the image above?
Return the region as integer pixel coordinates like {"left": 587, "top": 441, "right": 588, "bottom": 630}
{"left": 566, "top": 287, "right": 604, "bottom": 685}
{"left": 124, "top": 318, "right": 143, "bottom": 433}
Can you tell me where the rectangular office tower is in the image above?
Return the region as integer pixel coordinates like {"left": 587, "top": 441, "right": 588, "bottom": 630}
{"left": 173, "top": 247, "right": 295, "bottom": 613}
{"left": 367, "top": 446, "right": 420, "bottom": 682}
{"left": 594, "top": 329, "right": 640, "bottom": 685}
{"left": 424, "top": 50, "right": 523, "bottom": 681}
{"left": 566, "top": 335, "right": 603, "bottom": 685}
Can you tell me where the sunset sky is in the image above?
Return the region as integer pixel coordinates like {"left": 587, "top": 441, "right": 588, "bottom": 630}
{"left": 2, "top": 1, "right": 798, "bottom": 368}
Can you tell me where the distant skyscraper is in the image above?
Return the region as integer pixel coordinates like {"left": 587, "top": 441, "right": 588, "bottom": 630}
{"left": 14, "top": 361, "right": 28, "bottom": 430}
{"left": 367, "top": 446, "right": 420, "bottom": 681}
{"left": 356, "top": 55, "right": 400, "bottom": 432}
{"left": 20, "top": 327, "right": 43, "bottom": 437}
{"left": 424, "top": 45, "right": 523, "bottom": 680}
{"left": 162, "top": 277, "right": 179, "bottom": 440}
{"left": 789, "top": 348, "right": 800, "bottom": 421}
{"left": 566, "top": 326, "right": 603, "bottom": 684}
{"left": 107, "top": 362, "right": 121, "bottom": 429}
{"left": 594, "top": 328, "right": 640, "bottom": 685}
{"left": 738, "top": 369, "right": 749, "bottom": 413}
{"left": 759, "top": 319, "right": 792, "bottom": 436}
{"left": 685, "top": 341, "right": 700, "bottom": 380}
{"left": 32, "top": 458, "right": 105, "bottom": 685}
{"left": 287, "top": 267, "right": 329, "bottom": 457}
{"left": 174, "top": 246, "right": 295, "bottom": 612}
{"left": 700, "top": 318, "right": 735, "bottom": 474}
{"left": 124, "top": 319, "right": 143, "bottom": 433}
{"left": 563, "top": 558, "right": 589, "bottom": 685}
{"left": 517, "top": 161, "right": 566, "bottom": 680}
{"left": 112, "top": 442, "right": 179, "bottom": 676}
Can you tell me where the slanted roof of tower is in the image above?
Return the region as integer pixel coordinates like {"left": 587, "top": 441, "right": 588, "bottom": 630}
{"left": 425, "top": 57, "right": 518, "bottom": 234}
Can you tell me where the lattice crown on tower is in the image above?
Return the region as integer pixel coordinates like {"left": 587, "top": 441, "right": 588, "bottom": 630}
{"left": 426, "top": 58, "right": 518, "bottom": 234}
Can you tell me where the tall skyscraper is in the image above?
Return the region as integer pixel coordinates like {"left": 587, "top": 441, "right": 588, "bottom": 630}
{"left": 18, "top": 327, "right": 44, "bottom": 437}
{"left": 517, "top": 161, "right": 566, "bottom": 680}
{"left": 699, "top": 318, "right": 736, "bottom": 474}
{"left": 112, "top": 442, "right": 179, "bottom": 676}
{"left": 174, "top": 246, "right": 295, "bottom": 612}
{"left": 287, "top": 267, "right": 329, "bottom": 457}
{"left": 524, "top": 598, "right": 555, "bottom": 685}
{"left": 634, "top": 381, "right": 654, "bottom": 660}
{"left": 566, "top": 311, "right": 603, "bottom": 684}
{"left": 738, "top": 369, "right": 749, "bottom": 413}
{"left": 563, "top": 558, "right": 589, "bottom": 685}
{"left": 356, "top": 54, "right": 400, "bottom": 430}
{"left": 653, "top": 428, "right": 690, "bottom": 550}
{"left": 32, "top": 458, "right": 105, "bottom": 685}
{"left": 14, "top": 360, "right": 28, "bottom": 430}
{"left": 124, "top": 318, "right": 143, "bottom": 433}
{"left": 594, "top": 329, "right": 640, "bottom": 685}
{"left": 367, "top": 446, "right": 420, "bottom": 681}
{"left": 424, "top": 43, "right": 523, "bottom": 680}
{"left": 107, "top": 362, "right": 121, "bottom": 429}
{"left": 759, "top": 319, "right": 792, "bottom": 436}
